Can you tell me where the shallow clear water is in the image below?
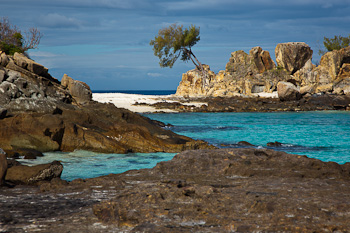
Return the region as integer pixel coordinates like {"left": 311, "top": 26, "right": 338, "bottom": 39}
{"left": 19, "top": 111, "right": 350, "bottom": 181}
{"left": 146, "top": 111, "right": 350, "bottom": 164}
{"left": 19, "top": 151, "right": 176, "bottom": 181}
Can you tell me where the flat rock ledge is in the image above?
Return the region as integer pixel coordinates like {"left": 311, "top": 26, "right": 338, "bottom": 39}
{"left": 1, "top": 148, "right": 350, "bottom": 232}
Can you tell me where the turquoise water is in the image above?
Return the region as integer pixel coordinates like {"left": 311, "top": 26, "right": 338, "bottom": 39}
{"left": 146, "top": 111, "right": 350, "bottom": 163}
{"left": 19, "top": 111, "right": 350, "bottom": 181}
{"left": 19, "top": 151, "right": 176, "bottom": 181}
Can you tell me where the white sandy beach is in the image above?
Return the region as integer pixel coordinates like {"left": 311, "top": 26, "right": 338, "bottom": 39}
{"left": 93, "top": 92, "right": 278, "bottom": 113}
{"left": 92, "top": 93, "right": 208, "bottom": 113}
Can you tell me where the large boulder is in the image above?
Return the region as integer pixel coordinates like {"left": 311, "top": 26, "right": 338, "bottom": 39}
{"left": 249, "top": 46, "right": 276, "bottom": 73}
{"left": 277, "top": 81, "right": 301, "bottom": 101}
{"left": 275, "top": 42, "right": 313, "bottom": 74}
{"left": 0, "top": 149, "right": 7, "bottom": 186}
{"left": 5, "top": 161, "right": 63, "bottom": 185}
{"left": 61, "top": 74, "right": 92, "bottom": 104}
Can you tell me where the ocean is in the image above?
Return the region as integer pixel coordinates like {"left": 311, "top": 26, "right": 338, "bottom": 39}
{"left": 93, "top": 90, "right": 177, "bottom": 95}
{"left": 18, "top": 91, "right": 350, "bottom": 181}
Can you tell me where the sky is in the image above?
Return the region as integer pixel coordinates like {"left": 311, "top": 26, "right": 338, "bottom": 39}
{"left": 1, "top": 0, "right": 349, "bottom": 90}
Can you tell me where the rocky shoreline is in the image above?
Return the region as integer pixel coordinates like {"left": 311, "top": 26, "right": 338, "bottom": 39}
{"left": 1, "top": 45, "right": 350, "bottom": 232}
{"left": 1, "top": 148, "right": 350, "bottom": 232}
{"left": 134, "top": 94, "right": 350, "bottom": 112}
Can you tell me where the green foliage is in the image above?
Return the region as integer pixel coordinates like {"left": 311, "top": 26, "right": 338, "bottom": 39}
{"left": 0, "top": 41, "right": 23, "bottom": 55}
{"left": 0, "top": 17, "right": 42, "bottom": 55}
{"left": 318, "top": 35, "right": 350, "bottom": 56}
{"left": 150, "top": 24, "right": 200, "bottom": 68}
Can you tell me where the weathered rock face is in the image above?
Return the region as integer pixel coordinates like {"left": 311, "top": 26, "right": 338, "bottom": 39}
{"left": 176, "top": 47, "right": 290, "bottom": 97}
{"left": 0, "top": 51, "right": 212, "bottom": 154}
{"left": 0, "top": 101, "right": 211, "bottom": 153}
{"left": 61, "top": 74, "right": 92, "bottom": 104}
{"left": 277, "top": 81, "right": 301, "bottom": 101}
{"left": 175, "top": 44, "right": 350, "bottom": 98}
{"left": 0, "top": 52, "right": 73, "bottom": 113}
{"left": 334, "top": 63, "right": 350, "bottom": 94}
{"left": 249, "top": 46, "right": 276, "bottom": 73}
{"left": 90, "top": 148, "right": 350, "bottom": 232}
{"left": 5, "top": 161, "right": 63, "bottom": 185}
{"left": 275, "top": 42, "right": 313, "bottom": 74}
{"left": 2, "top": 148, "right": 349, "bottom": 232}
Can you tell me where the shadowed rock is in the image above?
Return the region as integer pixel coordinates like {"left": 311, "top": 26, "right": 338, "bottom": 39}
{"left": 5, "top": 161, "right": 63, "bottom": 185}
{"left": 0, "top": 151, "right": 7, "bottom": 186}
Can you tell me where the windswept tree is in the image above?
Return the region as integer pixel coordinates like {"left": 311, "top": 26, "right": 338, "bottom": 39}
{"left": 150, "top": 24, "right": 208, "bottom": 87}
{"left": 318, "top": 34, "right": 350, "bottom": 55}
{"left": 0, "top": 17, "right": 42, "bottom": 56}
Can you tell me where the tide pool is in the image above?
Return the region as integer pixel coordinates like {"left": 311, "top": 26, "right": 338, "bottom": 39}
{"left": 19, "top": 111, "right": 350, "bottom": 181}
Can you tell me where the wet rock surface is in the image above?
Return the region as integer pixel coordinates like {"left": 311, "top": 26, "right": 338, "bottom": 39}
{"left": 1, "top": 148, "right": 350, "bottom": 232}
{"left": 135, "top": 94, "right": 350, "bottom": 112}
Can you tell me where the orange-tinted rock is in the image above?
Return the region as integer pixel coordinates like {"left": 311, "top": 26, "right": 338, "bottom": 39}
{"left": 275, "top": 42, "right": 313, "bottom": 74}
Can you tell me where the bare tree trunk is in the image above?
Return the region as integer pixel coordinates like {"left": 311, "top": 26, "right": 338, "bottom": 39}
{"left": 184, "top": 48, "right": 208, "bottom": 90}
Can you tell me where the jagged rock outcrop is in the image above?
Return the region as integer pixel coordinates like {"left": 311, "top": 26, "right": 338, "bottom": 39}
{"left": 294, "top": 46, "right": 350, "bottom": 95}
{"left": 175, "top": 43, "right": 350, "bottom": 98}
{"left": 275, "top": 42, "right": 313, "bottom": 74}
{"left": 5, "top": 161, "right": 63, "bottom": 185}
{"left": 0, "top": 51, "right": 212, "bottom": 154}
{"left": 176, "top": 46, "right": 289, "bottom": 97}
{"left": 0, "top": 52, "right": 72, "bottom": 113}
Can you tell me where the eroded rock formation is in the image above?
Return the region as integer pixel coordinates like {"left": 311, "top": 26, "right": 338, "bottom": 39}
{"left": 0, "top": 51, "right": 211, "bottom": 154}
{"left": 175, "top": 43, "right": 350, "bottom": 98}
{"left": 1, "top": 148, "right": 350, "bottom": 232}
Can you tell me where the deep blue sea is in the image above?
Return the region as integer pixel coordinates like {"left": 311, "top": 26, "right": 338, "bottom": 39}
{"left": 19, "top": 91, "right": 350, "bottom": 181}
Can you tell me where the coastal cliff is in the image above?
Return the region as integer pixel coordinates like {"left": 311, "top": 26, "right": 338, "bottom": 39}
{"left": 0, "top": 51, "right": 211, "bottom": 155}
{"left": 175, "top": 43, "right": 350, "bottom": 98}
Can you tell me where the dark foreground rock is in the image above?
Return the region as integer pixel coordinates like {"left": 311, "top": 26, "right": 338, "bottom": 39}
{"left": 0, "top": 51, "right": 211, "bottom": 154}
{"left": 1, "top": 148, "right": 350, "bottom": 232}
{"left": 136, "top": 94, "right": 350, "bottom": 112}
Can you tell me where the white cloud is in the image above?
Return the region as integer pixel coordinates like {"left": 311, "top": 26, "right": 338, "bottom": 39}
{"left": 38, "top": 13, "right": 83, "bottom": 29}
{"left": 147, "top": 73, "right": 163, "bottom": 78}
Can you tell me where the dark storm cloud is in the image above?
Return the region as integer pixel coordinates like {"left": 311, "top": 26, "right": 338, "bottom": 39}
{"left": 1, "top": 0, "right": 349, "bottom": 89}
